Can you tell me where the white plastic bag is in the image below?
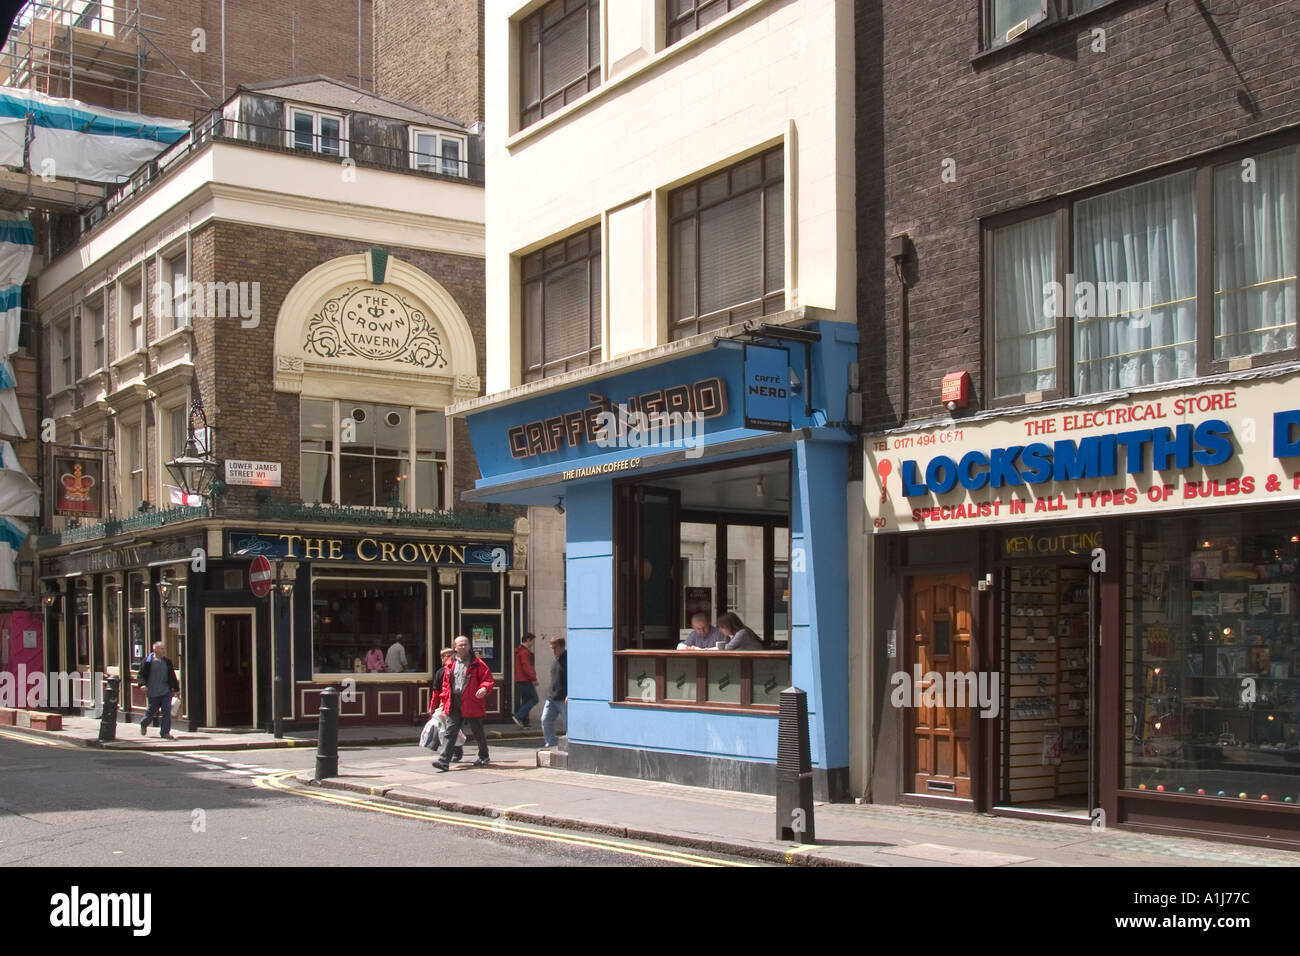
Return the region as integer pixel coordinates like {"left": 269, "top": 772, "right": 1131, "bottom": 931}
{"left": 170, "top": 695, "right": 180, "bottom": 717}
{"left": 419, "top": 713, "right": 439, "bottom": 749}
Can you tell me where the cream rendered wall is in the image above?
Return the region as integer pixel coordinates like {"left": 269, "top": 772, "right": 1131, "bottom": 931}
{"left": 483, "top": 0, "right": 855, "bottom": 393}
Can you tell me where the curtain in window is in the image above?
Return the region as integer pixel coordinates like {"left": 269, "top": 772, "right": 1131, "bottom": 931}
{"left": 1214, "top": 147, "right": 1296, "bottom": 360}
{"left": 992, "top": 214, "right": 1056, "bottom": 397}
{"left": 1073, "top": 171, "right": 1197, "bottom": 394}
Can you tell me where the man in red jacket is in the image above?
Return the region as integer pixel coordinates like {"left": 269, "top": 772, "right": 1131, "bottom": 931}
{"left": 434, "top": 634, "right": 494, "bottom": 770}
{"left": 511, "top": 632, "right": 539, "bottom": 728}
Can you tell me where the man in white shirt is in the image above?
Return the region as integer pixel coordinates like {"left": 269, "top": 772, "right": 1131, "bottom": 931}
{"left": 386, "top": 634, "right": 409, "bottom": 674}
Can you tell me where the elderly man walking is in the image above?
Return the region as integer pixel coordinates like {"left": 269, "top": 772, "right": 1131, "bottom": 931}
{"left": 433, "top": 635, "right": 494, "bottom": 771}
{"left": 138, "top": 641, "right": 179, "bottom": 739}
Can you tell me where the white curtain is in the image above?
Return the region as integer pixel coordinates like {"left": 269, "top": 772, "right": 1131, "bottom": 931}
{"left": 1073, "top": 171, "right": 1198, "bottom": 393}
{"left": 993, "top": 214, "right": 1056, "bottom": 397}
{"left": 1214, "top": 146, "right": 1296, "bottom": 360}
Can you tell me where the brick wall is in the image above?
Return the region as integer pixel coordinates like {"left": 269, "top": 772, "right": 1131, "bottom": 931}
{"left": 374, "top": 0, "right": 484, "bottom": 124}
{"left": 858, "top": 0, "right": 1300, "bottom": 432}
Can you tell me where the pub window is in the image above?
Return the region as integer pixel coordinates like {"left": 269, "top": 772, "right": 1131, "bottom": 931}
{"left": 669, "top": 145, "right": 784, "bottom": 340}
{"left": 82, "top": 295, "right": 105, "bottom": 372}
{"left": 411, "top": 128, "right": 468, "bottom": 177}
{"left": 986, "top": 142, "right": 1299, "bottom": 405}
{"left": 102, "top": 582, "right": 121, "bottom": 674}
{"left": 614, "top": 456, "right": 792, "bottom": 712}
{"left": 666, "top": 0, "right": 751, "bottom": 46}
{"left": 311, "top": 572, "right": 429, "bottom": 676}
{"left": 521, "top": 225, "right": 602, "bottom": 382}
{"left": 119, "top": 271, "right": 144, "bottom": 355}
{"left": 299, "top": 399, "right": 446, "bottom": 510}
{"left": 518, "top": 0, "right": 601, "bottom": 130}
{"left": 127, "top": 571, "right": 147, "bottom": 672}
{"left": 287, "top": 106, "right": 344, "bottom": 157}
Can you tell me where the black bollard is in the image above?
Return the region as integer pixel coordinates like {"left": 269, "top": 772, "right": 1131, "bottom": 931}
{"left": 315, "top": 685, "right": 339, "bottom": 779}
{"left": 775, "top": 686, "right": 815, "bottom": 843}
{"left": 98, "top": 676, "right": 119, "bottom": 742}
{"left": 273, "top": 675, "right": 284, "bottom": 739}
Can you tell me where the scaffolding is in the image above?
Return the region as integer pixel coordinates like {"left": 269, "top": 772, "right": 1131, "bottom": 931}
{"left": 1, "top": 1, "right": 222, "bottom": 120}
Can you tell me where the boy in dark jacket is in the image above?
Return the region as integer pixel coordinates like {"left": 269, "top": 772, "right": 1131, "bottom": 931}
{"left": 541, "top": 636, "right": 567, "bottom": 749}
{"left": 138, "top": 641, "right": 180, "bottom": 738}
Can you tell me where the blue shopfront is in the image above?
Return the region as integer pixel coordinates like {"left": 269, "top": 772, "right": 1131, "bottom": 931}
{"left": 456, "top": 320, "right": 858, "bottom": 799}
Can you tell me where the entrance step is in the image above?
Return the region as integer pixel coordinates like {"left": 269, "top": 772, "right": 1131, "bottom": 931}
{"left": 536, "top": 747, "right": 567, "bottom": 769}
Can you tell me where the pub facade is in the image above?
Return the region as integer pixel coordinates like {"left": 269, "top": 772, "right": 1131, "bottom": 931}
{"left": 35, "top": 79, "right": 527, "bottom": 730}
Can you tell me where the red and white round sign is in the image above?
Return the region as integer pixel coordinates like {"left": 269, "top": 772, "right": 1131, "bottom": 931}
{"left": 249, "top": 555, "right": 273, "bottom": 598}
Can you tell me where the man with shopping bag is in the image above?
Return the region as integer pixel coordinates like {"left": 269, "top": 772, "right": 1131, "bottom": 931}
{"left": 138, "top": 641, "right": 180, "bottom": 739}
{"left": 433, "top": 635, "right": 493, "bottom": 771}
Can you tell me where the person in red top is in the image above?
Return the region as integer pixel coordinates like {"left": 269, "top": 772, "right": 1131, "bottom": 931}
{"left": 434, "top": 634, "right": 495, "bottom": 770}
{"left": 511, "top": 633, "right": 539, "bottom": 728}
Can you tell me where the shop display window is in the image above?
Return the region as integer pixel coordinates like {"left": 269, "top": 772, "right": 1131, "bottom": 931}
{"left": 311, "top": 574, "right": 429, "bottom": 676}
{"left": 1125, "top": 511, "right": 1300, "bottom": 802}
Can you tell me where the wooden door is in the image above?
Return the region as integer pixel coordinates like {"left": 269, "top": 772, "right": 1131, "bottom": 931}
{"left": 214, "top": 614, "right": 253, "bottom": 726}
{"left": 908, "top": 574, "right": 974, "bottom": 798}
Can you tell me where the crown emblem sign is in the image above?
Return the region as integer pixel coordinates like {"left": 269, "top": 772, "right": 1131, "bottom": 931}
{"left": 61, "top": 464, "right": 95, "bottom": 501}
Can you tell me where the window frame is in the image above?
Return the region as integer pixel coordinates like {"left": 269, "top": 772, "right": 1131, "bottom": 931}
{"left": 517, "top": 0, "right": 602, "bottom": 131}
{"left": 119, "top": 416, "right": 145, "bottom": 513}
{"left": 159, "top": 243, "right": 190, "bottom": 332}
{"left": 984, "top": 136, "right": 1300, "bottom": 407}
{"left": 409, "top": 126, "right": 469, "bottom": 177}
{"left": 665, "top": 0, "right": 752, "bottom": 46}
{"left": 980, "top": 0, "right": 1114, "bottom": 52}
{"left": 668, "top": 144, "right": 786, "bottom": 340}
{"left": 520, "top": 224, "right": 603, "bottom": 383}
{"left": 285, "top": 105, "right": 347, "bottom": 158}
{"left": 299, "top": 398, "right": 448, "bottom": 511}
{"left": 118, "top": 268, "right": 145, "bottom": 357}
{"left": 82, "top": 291, "right": 106, "bottom": 375}
{"left": 158, "top": 395, "right": 190, "bottom": 504}
{"left": 52, "top": 313, "right": 75, "bottom": 390}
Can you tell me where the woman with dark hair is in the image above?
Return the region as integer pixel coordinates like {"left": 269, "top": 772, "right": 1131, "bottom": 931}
{"left": 718, "top": 612, "right": 763, "bottom": 650}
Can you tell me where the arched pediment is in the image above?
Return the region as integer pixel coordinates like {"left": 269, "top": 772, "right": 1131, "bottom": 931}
{"left": 274, "top": 252, "right": 480, "bottom": 406}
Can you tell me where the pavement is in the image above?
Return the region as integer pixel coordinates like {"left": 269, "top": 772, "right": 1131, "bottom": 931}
{"left": 9, "top": 715, "right": 1299, "bottom": 867}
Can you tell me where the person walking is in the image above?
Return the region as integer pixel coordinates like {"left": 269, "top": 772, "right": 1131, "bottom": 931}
{"left": 541, "top": 636, "right": 567, "bottom": 749}
{"left": 138, "top": 641, "right": 180, "bottom": 739}
{"left": 431, "top": 647, "right": 462, "bottom": 763}
{"left": 512, "top": 633, "right": 539, "bottom": 728}
{"left": 433, "top": 635, "right": 494, "bottom": 771}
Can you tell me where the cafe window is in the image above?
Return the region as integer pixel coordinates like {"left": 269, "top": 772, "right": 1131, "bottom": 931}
{"left": 299, "top": 399, "right": 446, "bottom": 510}
{"left": 1124, "top": 509, "right": 1300, "bottom": 802}
{"left": 311, "top": 572, "right": 430, "bottom": 676}
{"left": 669, "top": 146, "right": 784, "bottom": 339}
{"left": 614, "top": 456, "right": 792, "bottom": 711}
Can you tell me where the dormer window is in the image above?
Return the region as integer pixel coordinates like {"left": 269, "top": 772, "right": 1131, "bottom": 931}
{"left": 411, "top": 128, "right": 468, "bottom": 177}
{"left": 287, "top": 106, "right": 345, "bottom": 157}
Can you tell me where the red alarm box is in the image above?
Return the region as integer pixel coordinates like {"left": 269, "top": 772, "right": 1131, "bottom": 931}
{"left": 941, "top": 371, "right": 971, "bottom": 409}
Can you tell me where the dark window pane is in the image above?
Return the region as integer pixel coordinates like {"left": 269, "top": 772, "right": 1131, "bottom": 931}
{"left": 764, "top": 184, "right": 784, "bottom": 295}
{"left": 523, "top": 280, "right": 544, "bottom": 372}
{"left": 293, "top": 111, "right": 313, "bottom": 150}
{"left": 541, "top": 12, "right": 586, "bottom": 99}
{"left": 340, "top": 455, "right": 374, "bottom": 506}
{"left": 700, "top": 170, "right": 730, "bottom": 206}
{"left": 672, "top": 219, "right": 697, "bottom": 321}
{"left": 545, "top": 260, "right": 590, "bottom": 361}
{"left": 700, "top": 190, "right": 763, "bottom": 315}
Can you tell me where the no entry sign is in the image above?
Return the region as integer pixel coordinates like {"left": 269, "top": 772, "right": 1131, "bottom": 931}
{"left": 249, "top": 555, "right": 273, "bottom": 598}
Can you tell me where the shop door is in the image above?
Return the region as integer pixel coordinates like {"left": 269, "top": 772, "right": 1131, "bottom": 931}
{"left": 213, "top": 614, "right": 253, "bottom": 726}
{"left": 907, "top": 574, "right": 973, "bottom": 798}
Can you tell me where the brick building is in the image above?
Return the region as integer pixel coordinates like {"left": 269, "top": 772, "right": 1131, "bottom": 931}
{"left": 854, "top": 0, "right": 1300, "bottom": 848}
{"left": 32, "top": 77, "right": 524, "bottom": 731}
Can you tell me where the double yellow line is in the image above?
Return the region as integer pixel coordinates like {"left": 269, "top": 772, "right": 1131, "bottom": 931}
{"left": 0, "top": 727, "right": 68, "bottom": 748}
{"left": 254, "top": 770, "right": 753, "bottom": 867}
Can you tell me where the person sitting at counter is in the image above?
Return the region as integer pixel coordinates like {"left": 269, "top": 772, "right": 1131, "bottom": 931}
{"left": 678, "top": 611, "right": 725, "bottom": 650}
{"left": 365, "top": 640, "right": 387, "bottom": 672}
{"left": 718, "top": 612, "right": 763, "bottom": 650}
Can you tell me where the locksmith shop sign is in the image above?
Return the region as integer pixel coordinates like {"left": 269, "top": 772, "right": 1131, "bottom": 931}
{"left": 865, "top": 372, "right": 1300, "bottom": 532}
{"left": 226, "top": 530, "right": 509, "bottom": 567}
